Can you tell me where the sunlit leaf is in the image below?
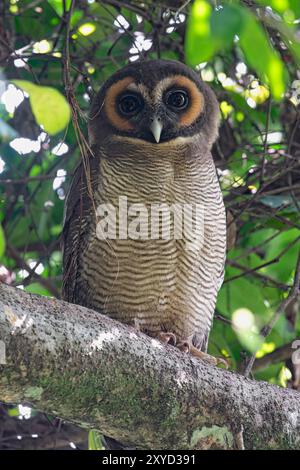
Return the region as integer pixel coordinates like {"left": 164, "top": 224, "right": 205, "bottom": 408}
{"left": 220, "top": 100, "right": 234, "bottom": 119}
{"left": 47, "top": 0, "right": 71, "bottom": 16}
{"left": 255, "top": 0, "right": 300, "bottom": 18}
{"left": 239, "top": 8, "right": 286, "bottom": 99}
{"left": 7, "top": 407, "right": 20, "bottom": 417}
{"left": 244, "top": 84, "right": 270, "bottom": 104}
{"left": 185, "top": 0, "right": 215, "bottom": 64}
{"left": 256, "top": 342, "right": 276, "bottom": 358}
{"left": 33, "top": 39, "right": 52, "bottom": 54}
{"left": 78, "top": 23, "right": 96, "bottom": 36}
{"left": 88, "top": 430, "right": 104, "bottom": 450}
{"left": 0, "top": 223, "right": 5, "bottom": 258}
{"left": 185, "top": 2, "right": 244, "bottom": 64}
{"left": 12, "top": 80, "right": 71, "bottom": 135}
{"left": 47, "top": 0, "right": 82, "bottom": 25}
{"left": 232, "top": 307, "right": 263, "bottom": 353}
{"left": 279, "top": 365, "right": 292, "bottom": 387}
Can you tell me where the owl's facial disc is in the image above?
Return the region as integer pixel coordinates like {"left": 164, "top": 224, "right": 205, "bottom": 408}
{"left": 103, "top": 73, "right": 205, "bottom": 144}
{"left": 149, "top": 89, "right": 190, "bottom": 143}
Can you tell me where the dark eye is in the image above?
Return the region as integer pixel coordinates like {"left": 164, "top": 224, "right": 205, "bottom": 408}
{"left": 165, "top": 90, "right": 189, "bottom": 110}
{"left": 118, "top": 94, "right": 143, "bottom": 116}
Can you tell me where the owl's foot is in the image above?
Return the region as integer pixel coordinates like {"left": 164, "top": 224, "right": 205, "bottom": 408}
{"left": 156, "top": 331, "right": 177, "bottom": 346}
{"left": 177, "top": 341, "right": 228, "bottom": 369}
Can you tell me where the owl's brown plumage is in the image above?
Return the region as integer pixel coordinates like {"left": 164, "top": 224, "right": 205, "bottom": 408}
{"left": 62, "top": 60, "right": 226, "bottom": 365}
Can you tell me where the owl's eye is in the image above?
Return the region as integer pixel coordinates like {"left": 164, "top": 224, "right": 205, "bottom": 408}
{"left": 118, "top": 94, "right": 144, "bottom": 116}
{"left": 165, "top": 90, "right": 189, "bottom": 110}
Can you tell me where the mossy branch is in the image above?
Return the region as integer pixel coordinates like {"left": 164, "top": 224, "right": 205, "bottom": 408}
{"left": 0, "top": 283, "right": 300, "bottom": 449}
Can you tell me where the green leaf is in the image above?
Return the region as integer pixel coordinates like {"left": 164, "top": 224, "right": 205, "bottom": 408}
{"left": 218, "top": 276, "right": 270, "bottom": 320}
{"left": 7, "top": 407, "right": 20, "bottom": 417}
{"left": 238, "top": 8, "right": 286, "bottom": 99}
{"left": 185, "top": 1, "right": 286, "bottom": 99}
{"left": 47, "top": 0, "right": 71, "bottom": 17}
{"left": 0, "top": 222, "right": 5, "bottom": 258}
{"left": 185, "top": 0, "right": 215, "bottom": 64}
{"left": 290, "top": 0, "right": 300, "bottom": 16}
{"left": 210, "top": 5, "right": 244, "bottom": 49}
{"left": 88, "top": 430, "right": 104, "bottom": 450}
{"left": 186, "top": 1, "right": 243, "bottom": 65}
{"left": 254, "top": 363, "right": 283, "bottom": 381}
{"left": 12, "top": 80, "right": 71, "bottom": 135}
{"left": 264, "top": 228, "right": 300, "bottom": 282}
{"left": 24, "top": 283, "right": 52, "bottom": 297}
{"left": 185, "top": 1, "right": 243, "bottom": 64}
{"left": 255, "top": 0, "right": 300, "bottom": 18}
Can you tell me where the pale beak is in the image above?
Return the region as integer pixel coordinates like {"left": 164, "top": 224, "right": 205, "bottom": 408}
{"left": 150, "top": 117, "right": 163, "bottom": 143}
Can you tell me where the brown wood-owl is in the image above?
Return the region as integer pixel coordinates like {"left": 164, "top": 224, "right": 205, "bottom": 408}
{"left": 62, "top": 60, "right": 227, "bottom": 366}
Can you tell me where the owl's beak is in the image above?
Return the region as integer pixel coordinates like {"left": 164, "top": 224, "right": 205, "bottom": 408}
{"left": 150, "top": 116, "right": 163, "bottom": 143}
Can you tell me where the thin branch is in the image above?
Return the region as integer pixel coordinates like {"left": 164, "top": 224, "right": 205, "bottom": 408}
{"left": 6, "top": 242, "right": 60, "bottom": 298}
{"left": 252, "top": 340, "right": 298, "bottom": 372}
{"left": 244, "top": 251, "right": 300, "bottom": 377}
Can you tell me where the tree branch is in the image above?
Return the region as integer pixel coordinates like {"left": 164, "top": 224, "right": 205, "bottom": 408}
{"left": 0, "top": 283, "right": 300, "bottom": 450}
{"left": 252, "top": 341, "right": 297, "bottom": 372}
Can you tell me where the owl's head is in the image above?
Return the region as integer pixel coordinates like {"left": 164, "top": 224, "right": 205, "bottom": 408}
{"left": 89, "top": 60, "right": 220, "bottom": 148}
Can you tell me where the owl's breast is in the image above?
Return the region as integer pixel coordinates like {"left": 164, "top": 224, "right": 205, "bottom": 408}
{"left": 79, "top": 151, "right": 226, "bottom": 341}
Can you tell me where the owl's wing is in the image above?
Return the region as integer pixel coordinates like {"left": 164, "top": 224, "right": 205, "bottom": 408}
{"left": 61, "top": 155, "right": 98, "bottom": 303}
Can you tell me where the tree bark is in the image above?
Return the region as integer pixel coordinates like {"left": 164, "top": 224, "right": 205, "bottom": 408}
{"left": 0, "top": 283, "right": 300, "bottom": 450}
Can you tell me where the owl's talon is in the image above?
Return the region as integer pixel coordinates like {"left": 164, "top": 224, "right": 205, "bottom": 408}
{"left": 178, "top": 340, "right": 229, "bottom": 369}
{"left": 215, "top": 357, "right": 229, "bottom": 369}
{"left": 157, "top": 331, "right": 177, "bottom": 346}
{"left": 177, "top": 341, "right": 190, "bottom": 354}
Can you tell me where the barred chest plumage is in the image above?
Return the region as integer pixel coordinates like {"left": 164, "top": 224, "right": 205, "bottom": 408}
{"left": 78, "top": 139, "right": 226, "bottom": 347}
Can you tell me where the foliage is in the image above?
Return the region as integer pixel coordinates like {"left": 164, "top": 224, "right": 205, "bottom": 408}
{"left": 88, "top": 430, "right": 104, "bottom": 450}
{"left": 12, "top": 80, "right": 71, "bottom": 134}
{"left": 0, "top": 0, "right": 300, "bottom": 449}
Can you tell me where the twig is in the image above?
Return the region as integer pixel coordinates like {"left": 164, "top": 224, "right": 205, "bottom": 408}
{"left": 243, "top": 251, "right": 300, "bottom": 377}
{"left": 224, "top": 257, "right": 280, "bottom": 284}
{"left": 6, "top": 242, "right": 60, "bottom": 298}
{"left": 259, "top": 97, "right": 272, "bottom": 184}
{"left": 225, "top": 259, "right": 291, "bottom": 291}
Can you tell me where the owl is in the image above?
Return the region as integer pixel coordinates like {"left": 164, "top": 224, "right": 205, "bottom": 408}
{"left": 62, "top": 60, "right": 227, "bottom": 367}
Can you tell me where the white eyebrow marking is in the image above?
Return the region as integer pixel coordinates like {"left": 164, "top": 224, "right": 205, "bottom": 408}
{"left": 127, "top": 82, "right": 152, "bottom": 104}
{"left": 152, "top": 77, "right": 177, "bottom": 104}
